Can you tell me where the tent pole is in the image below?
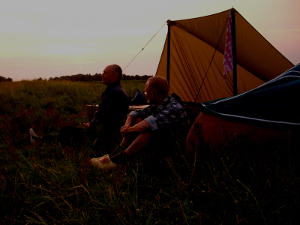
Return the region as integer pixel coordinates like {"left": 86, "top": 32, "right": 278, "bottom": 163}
{"left": 231, "top": 9, "right": 237, "bottom": 96}
{"left": 167, "top": 20, "right": 171, "bottom": 84}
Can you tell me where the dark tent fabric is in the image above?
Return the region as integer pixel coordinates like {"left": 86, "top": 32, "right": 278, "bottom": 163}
{"left": 201, "top": 64, "right": 300, "bottom": 126}
{"left": 186, "top": 65, "right": 300, "bottom": 155}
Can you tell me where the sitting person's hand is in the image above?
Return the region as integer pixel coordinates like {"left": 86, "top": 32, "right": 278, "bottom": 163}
{"left": 120, "top": 125, "right": 130, "bottom": 136}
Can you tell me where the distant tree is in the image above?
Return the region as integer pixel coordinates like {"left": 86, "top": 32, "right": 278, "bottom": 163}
{"left": 0, "top": 76, "right": 13, "bottom": 82}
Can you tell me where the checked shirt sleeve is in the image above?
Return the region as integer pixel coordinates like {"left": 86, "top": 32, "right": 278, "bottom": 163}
{"left": 129, "top": 96, "right": 189, "bottom": 132}
{"left": 129, "top": 108, "right": 159, "bottom": 130}
{"left": 146, "top": 97, "right": 189, "bottom": 131}
{"left": 129, "top": 106, "right": 152, "bottom": 120}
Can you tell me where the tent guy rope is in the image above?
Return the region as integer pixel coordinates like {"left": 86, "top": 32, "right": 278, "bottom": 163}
{"left": 123, "top": 22, "right": 167, "bottom": 73}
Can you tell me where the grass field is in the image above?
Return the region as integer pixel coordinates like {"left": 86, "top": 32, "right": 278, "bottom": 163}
{"left": 0, "top": 80, "right": 299, "bottom": 224}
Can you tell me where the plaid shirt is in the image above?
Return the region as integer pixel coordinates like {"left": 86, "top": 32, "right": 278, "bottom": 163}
{"left": 129, "top": 96, "right": 190, "bottom": 132}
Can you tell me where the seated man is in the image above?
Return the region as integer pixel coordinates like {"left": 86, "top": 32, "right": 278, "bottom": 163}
{"left": 90, "top": 76, "right": 190, "bottom": 169}
{"left": 30, "top": 64, "right": 129, "bottom": 153}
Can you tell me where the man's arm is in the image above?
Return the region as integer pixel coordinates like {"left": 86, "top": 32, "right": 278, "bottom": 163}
{"left": 127, "top": 120, "right": 150, "bottom": 133}
{"left": 121, "top": 115, "right": 150, "bottom": 136}
{"left": 120, "top": 115, "right": 134, "bottom": 135}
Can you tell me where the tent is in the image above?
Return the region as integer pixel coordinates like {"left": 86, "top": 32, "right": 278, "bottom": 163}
{"left": 186, "top": 64, "right": 300, "bottom": 155}
{"left": 200, "top": 63, "right": 300, "bottom": 126}
{"left": 154, "top": 8, "right": 298, "bottom": 154}
{"left": 155, "top": 8, "right": 294, "bottom": 104}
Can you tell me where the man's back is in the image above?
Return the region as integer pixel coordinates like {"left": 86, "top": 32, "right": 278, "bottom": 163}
{"left": 90, "top": 81, "right": 128, "bottom": 131}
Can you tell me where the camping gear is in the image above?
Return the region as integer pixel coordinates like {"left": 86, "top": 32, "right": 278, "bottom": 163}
{"left": 156, "top": 8, "right": 293, "bottom": 104}
{"left": 154, "top": 8, "right": 297, "bottom": 154}
{"left": 131, "top": 90, "right": 147, "bottom": 105}
{"left": 186, "top": 64, "right": 300, "bottom": 155}
{"left": 200, "top": 64, "right": 300, "bottom": 126}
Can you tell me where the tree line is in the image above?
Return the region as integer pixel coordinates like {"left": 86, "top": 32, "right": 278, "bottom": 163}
{"left": 0, "top": 76, "right": 13, "bottom": 82}
{"left": 0, "top": 73, "right": 153, "bottom": 82}
{"left": 49, "top": 73, "right": 153, "bottom": 82}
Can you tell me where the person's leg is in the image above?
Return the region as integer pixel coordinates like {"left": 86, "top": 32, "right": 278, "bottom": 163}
{"left": 90, "top": 117, "right": 153, "bottom": 169}
{"left": 90, "top": 131, "right": 152, "bottom": 169}
{"left": 120, "top": 117, "right": 143, "bottom": 148}
{"left": 90, "top": 127, "right": 179, "bottom": 170}
{"left": 124, "top": 132, "right": 152, "bottom": 155}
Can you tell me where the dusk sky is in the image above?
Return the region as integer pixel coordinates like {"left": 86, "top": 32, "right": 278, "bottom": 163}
{"left": 1, "top": 0, "right": 299, "bottom": 81}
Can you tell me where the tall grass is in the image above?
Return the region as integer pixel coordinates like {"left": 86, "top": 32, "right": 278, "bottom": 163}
{"left": 1, "top": 80, "right": 299, "bottom": 224}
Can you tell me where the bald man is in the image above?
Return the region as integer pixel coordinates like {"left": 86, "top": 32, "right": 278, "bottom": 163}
{"left": 83, "top": 64, "right": 128, "bottom": 131}
{"left": 90, "top": 76, "right": 190, "bottom": 169}
{"left": 30, "top": 64, "right": 128, "bottom": 153}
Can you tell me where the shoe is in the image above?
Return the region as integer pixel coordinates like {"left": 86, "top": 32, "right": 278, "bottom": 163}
{"left": 90, "top": 154, "right": 118, "bottom": 170}
{"left": 29, "top": 128, "right": 39, "bottom": 144}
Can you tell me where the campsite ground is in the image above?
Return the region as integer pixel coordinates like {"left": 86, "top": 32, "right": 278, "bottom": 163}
{"left": 1, "top": 80, "right": 299, "bottom": 224}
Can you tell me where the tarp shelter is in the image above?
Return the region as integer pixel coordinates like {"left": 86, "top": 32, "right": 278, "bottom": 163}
{"left": 186, "top": 64, "right": 300, "bottom": 154}
{"left": 201, "top": 63, "right": 300, "bottom": 126}
{"left": 156, "top": 8, "right": 294, "bottom": 103}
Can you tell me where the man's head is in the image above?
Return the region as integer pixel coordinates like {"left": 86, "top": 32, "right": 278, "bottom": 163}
{"left": 102, "top": 64, "right": 122, "bottom": 85}
{"left": 145, "top": 76, "right": 169, "bottom": 105}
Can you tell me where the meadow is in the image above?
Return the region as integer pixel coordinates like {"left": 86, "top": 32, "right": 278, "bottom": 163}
{"left": 0, "top": 80, "right": 299, "bottom": 224}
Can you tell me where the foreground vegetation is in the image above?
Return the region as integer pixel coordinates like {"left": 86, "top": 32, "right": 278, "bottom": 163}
{"left": 1, "top": 80, "right": 299, "bottom": 224}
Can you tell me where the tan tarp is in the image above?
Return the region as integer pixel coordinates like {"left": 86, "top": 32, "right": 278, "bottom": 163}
{"left": 155, "top": 9, "right": 294, "bottom": 103}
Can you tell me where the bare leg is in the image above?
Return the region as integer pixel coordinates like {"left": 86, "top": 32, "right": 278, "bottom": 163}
{"left": 121, "top": 117, "right": 143, "bottom": 148}
{"left": 124, "top": 132, "right": 152, "bottom": 155}
{"left": 121, "top": 133, "right": 137, "bottom": 148}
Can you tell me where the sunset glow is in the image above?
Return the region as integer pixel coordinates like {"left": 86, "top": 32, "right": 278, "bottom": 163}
{"left": 1, "top": 0, "right": 299, "bottom": 81}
